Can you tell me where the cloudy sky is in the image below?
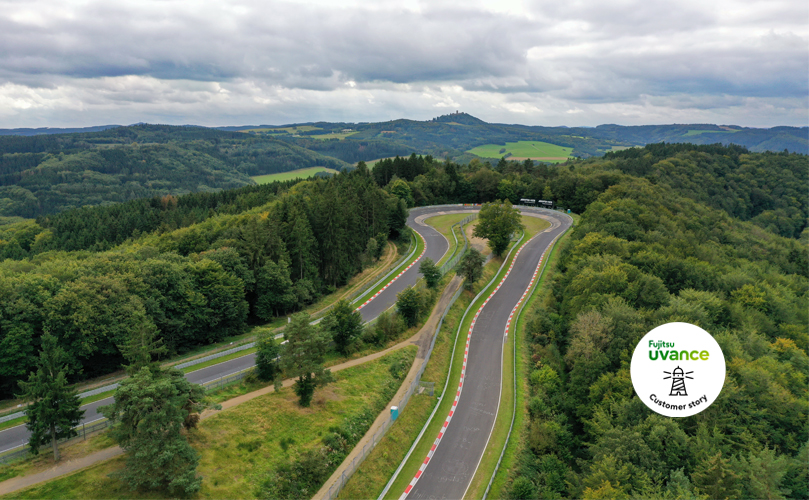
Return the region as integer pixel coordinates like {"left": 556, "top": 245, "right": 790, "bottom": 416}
{"left": 1, "top": 0, "right": 807, "bottom": 128}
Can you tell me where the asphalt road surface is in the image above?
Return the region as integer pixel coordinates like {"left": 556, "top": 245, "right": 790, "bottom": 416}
{"left": 404, "top": 208, "right": 571, "bottom": 500}
{"left": 357, "top": 206, "right": 477, "bottom": 322}
{"left": 0, "top": 205, "right": 476, "bottom": 455}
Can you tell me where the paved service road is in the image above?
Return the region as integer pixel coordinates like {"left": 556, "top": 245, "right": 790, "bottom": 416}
{"left": 0, "top": 205, "right": 477, "bottom": 455}
{"left": 404, "top": 208, "right": 571, "bottom": 500}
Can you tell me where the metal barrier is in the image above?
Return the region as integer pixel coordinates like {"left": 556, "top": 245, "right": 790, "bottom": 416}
{"left": 438, "top": 213, "right": 477, "bottom": 276}
{"left": 0, "top": 418, "right": 113, "bottom": 465}
{"left": 175, "top": 343, "right": 255, "bottom": 370}
{"left": 201, "top": 366, "right": 256, "bottom": 392}
{"left": 325, "top": 283, "right": 465, "bottom": 500}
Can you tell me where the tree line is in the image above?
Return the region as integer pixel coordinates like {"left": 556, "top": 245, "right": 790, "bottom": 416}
{"left": 0, "top": 165, "right": 406, "bottom": 397}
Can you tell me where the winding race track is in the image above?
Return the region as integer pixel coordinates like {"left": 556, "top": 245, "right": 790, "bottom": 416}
{"left": 0, "top": 205, "right": 471, "bottom": 456}
{"left": 401, "top": 208, "right": 571, "bottom": 500}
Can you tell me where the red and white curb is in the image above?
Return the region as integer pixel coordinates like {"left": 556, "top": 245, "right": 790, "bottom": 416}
{"left": 503, "top": 231, "right": 563, "bottom": 339}
{"left": 355, "top": 231, "right": 427, "bottom": 312}
{"left": 399, "top": 234, "right": 540, "bottom": 500}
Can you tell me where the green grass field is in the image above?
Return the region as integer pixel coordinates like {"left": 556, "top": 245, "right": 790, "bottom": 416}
{"left": 310, "top": 132, "right": 359, "bottom": 140}
{"left": 4, "top": 348, "right": 417, "bottom": 500}
{"left": 683, "top": 129, "right": 740, "bottom": 136}
{"left": 423, "top": 213, "right": 469, "bottom": 266}
{"left": 360, "top": 157, "right": 398, "bottom": 170}
{"left": 467, "top": 141, "right": 572, "bottom": 161}
{"left": 240, "top": 125, "right": 321, "bottom": 134}
{"left": 251, "top": 167, "right": 340, "bottom": 184}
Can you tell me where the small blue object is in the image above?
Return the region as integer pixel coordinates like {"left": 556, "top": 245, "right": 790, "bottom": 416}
{"left": 567, "top": 209, "right": 571, "bottom": 213}
{"left": 390, "top": 406, "right": 399, "bottom": 421}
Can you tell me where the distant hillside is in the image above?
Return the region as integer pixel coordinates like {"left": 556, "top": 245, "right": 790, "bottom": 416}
{"left": 588, "top": 124, "right": 808, "bottom": 154}
{"left": 0, "top": 124, "right": 351, "bottom": 218}
{"left": 0, "top": 125, "right": 121, "bottom": 136}
{"left": 276, "top": 114, "right": 808, "bottom": 161}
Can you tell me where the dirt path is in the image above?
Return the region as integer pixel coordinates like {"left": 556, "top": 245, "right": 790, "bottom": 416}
{"left": 0, "top": 275, "right": 463, "bottom": 498}
{"left": 314, "top": 275, "right": 464, "bottom": 500}
{"left": 465, "top": 222, "right": 491, "bottom": 257}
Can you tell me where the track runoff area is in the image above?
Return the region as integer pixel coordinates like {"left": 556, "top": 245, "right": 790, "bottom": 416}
{"left": 399, "top": 208, "right": 571, "bottom": 500}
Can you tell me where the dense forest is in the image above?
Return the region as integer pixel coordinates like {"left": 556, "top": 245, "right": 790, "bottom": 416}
{"left": 0, "top": 124, "right": 350, "bottom": 218}
{"left": 512, "top": 180, "right": 807, "bottom": 499}
{"left": 0, "top": 165, "right": 404, "bottom": 397}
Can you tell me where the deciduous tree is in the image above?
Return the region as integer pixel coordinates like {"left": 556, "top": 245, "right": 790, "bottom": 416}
{"left": 473, "top": 200, "right": 524, "bottom": 256}
{"left": 458, "top": 249, "right": 485, "bottom": 289}
{"left": 419, "top": 257, "right": 441, "bottom": 289}
{"left": 397, "top": 286, "right": 421, "bottom": 328}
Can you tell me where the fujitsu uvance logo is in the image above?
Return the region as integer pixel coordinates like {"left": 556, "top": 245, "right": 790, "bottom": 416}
{"left": 647, "top": 340, "right": 710, "bottom": 361}
{"left": 631, "top": 323, "right": 726, "bottom": 417}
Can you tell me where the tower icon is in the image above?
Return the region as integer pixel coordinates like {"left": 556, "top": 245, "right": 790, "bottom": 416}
{"left": 663, "top": 366, "right": 693, "bottom": 396}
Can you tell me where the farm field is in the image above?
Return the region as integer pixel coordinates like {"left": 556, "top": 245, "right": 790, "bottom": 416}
{"left": 683, "top": 129, "right": 740, "bottom": 136}
{"left": 251, "top": 167, "right": 340, "bottom": 184}
{"left": 467, "top": 141, "right": 572, "bottom": 161}
{"left": 360, "top": 157, "right": 399, "bottom": 169}
{"left": 240, "top": 125, "right": 321, "bottom": 134}
{"left": 311, "top": 131, "right": 359, "bottom": 140}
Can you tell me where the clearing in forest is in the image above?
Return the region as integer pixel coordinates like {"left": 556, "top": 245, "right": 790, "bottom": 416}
{"left": 467, "top": 141, "right": 572, "bottom": 162}
{"left": 251, "top": 167, "right": 340, "bottom": 184}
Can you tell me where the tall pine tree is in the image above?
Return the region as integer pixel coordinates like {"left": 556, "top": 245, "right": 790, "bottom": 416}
{"left": 17, "top": 332, "right": 84, "bottom": 462}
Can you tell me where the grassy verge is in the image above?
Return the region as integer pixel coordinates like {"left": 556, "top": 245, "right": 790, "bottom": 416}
{"left": 3, "top": 348, "right": 417, "bottom": 500}
{"left": 0, "top": 417, "right": 25, "bottom": 433}
{"left": 0, "top": 431, "right": 116, "bottom": 484}
{"left": 423, "top": 213, "right": 467, "bottom": 267}
{"left": 307, "top": 241, "right": 399, "bottom": 317}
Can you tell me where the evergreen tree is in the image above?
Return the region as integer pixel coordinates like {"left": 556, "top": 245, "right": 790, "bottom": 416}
{"left": 285, "top": 204, "right": 319, "bottom": 281}
{"left": 255, "top": 331, "right": 281, "bottom": 384}
{"left": 691, "top": 451, "right": 742, "bottom": 500}
{"left": 17, "top": 332, "right": 84, "bottom": 462}
{"left": 323, "top": 299, "right": 363, "bottom": 355}
{"left": 100, "top": 367, "right": 207, "bottom": 495}
{"left": 279, "top": 313, "right": 334, "bottom": 407}
{"left": 100, "top": 332, "right": 216, "bottom": 495}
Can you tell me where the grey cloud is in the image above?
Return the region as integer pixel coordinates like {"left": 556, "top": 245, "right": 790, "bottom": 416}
{"left": 0, "top": 0, "right": 806, "bottom": 127}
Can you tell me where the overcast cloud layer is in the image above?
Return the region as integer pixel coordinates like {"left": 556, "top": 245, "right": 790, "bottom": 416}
{"left": 1, "top": 0, "right": 807, "bottom": 128}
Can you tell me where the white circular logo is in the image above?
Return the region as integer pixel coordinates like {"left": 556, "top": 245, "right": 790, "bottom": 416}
{"left": 631, "top": 322, "right": 726, "bottom": 418}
